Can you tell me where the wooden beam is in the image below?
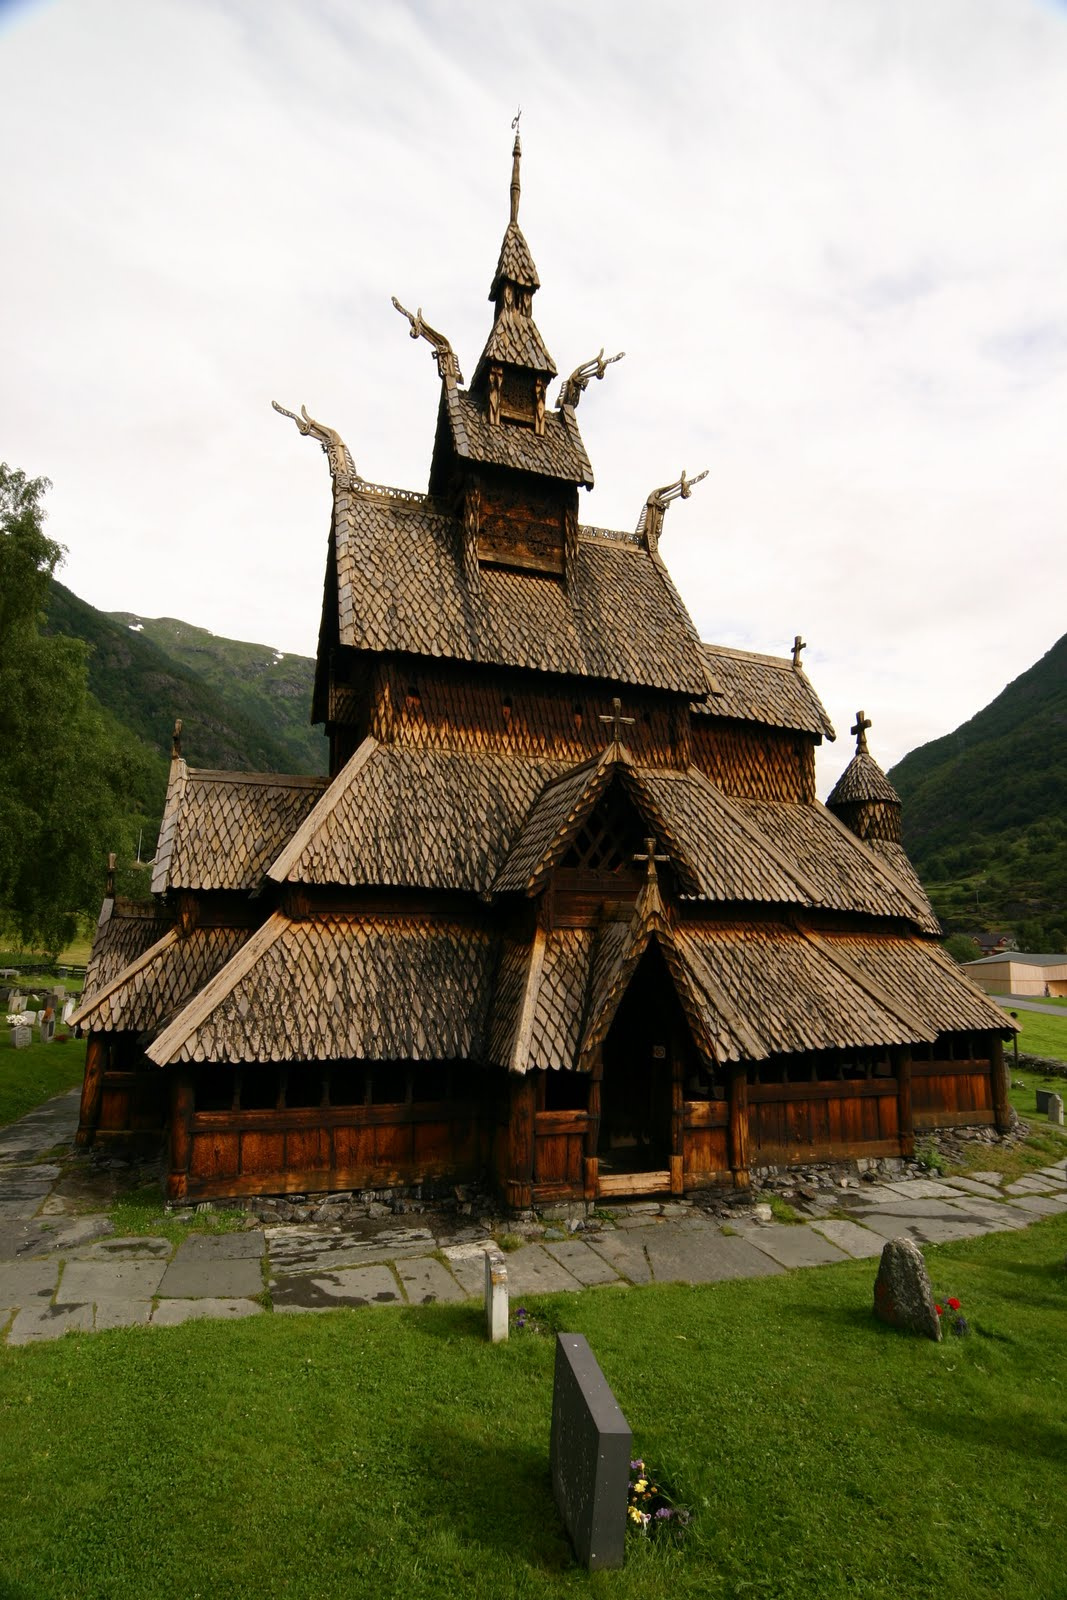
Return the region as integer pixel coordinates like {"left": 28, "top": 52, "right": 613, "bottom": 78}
{"left": 729, "top": 1065, "right": 750, "bottom": 1188}
{"left": 75, "top": 1034, "right": 107, "bottom": 1148}
{"left": 990, "top": 1036, "right": 1011, "bottom": 1134}
{"left": 894, "top": 1045, "right": 914, "bottom": 1159}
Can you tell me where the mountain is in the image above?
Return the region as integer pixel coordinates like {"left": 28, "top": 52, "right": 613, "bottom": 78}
{"left": 46, "top": 582, "right": 326, "bottom": 778}
{"left": 889, "top": 632, "right": 1067, "bottom": 945}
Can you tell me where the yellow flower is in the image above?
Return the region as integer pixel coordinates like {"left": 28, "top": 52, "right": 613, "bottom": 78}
{"left": 634, "top": 1478, "right": 648, "bottom": 1493}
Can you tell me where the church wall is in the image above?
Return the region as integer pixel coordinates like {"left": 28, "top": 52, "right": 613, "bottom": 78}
{"left": 689, "top": 719, "right": 816, "bottom": 803}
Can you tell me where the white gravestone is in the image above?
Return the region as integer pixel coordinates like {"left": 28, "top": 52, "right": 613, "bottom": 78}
{"left": 484, "top": 1249, "right": 509, "bottom": 1343}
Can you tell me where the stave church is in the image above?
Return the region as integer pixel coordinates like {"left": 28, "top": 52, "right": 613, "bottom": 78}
{"left": 73, "top": 135, "right": 1013, "bottom": 1209}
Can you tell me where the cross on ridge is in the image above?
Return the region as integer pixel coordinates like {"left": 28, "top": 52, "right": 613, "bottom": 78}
{"left": 634, "top": 836, "right": 669, "bottom": 881}
{"left": 599, "top": 697, "right": 635, "bottom": 747}
{"left": 792, "top": 634, "right": 806, "bottom": 668}
{"left": 851, "top": 710, "right": 871, "bottom": 754}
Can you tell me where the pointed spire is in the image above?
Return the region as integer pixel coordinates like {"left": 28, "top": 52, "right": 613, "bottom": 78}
{"left": 510, "top": 129, "right": 521, "bottom": 225}
{"left": 828, "top": 710, "right": 902, "bottom": 842}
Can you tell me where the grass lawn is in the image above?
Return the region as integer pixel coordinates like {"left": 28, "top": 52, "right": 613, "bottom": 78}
{"left": 1, "top": 1217, "right": 1065, "bottom": 1600}
{"left": 0, "top": 1036, "right": 86, "bottom": 1128}
{"left": 1011, "top": 1007, "right": 1067, "bottom": 1064}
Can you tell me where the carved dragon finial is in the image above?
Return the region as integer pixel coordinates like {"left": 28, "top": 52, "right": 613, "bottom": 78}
{"left": 636, "top": 468, "right": 709, "bottom": 553}
{"left": 557, "top": 348, "right": 625, "bottom": 410}
{"left": 271, "top": 401, "right": 359, "bottom": 484}
{"left": 391, "top": 297, "right": 464, "bottom": 387}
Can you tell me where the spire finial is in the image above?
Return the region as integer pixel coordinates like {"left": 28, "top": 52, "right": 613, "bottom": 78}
{"left": 599, "top": 696, "right": 635, "bottom": 753}
{"left": 634, "top": 836, "right": 669, "bottom": 883}
{"left": 851, "top": 710, "right": 872, "bottom": 755}
{"left": 510, "top": 109, "right": 522, "bottom": 223}
{"left": 106, "top": 851, "right": 117, "bottom": 898}
{"left": 792, "top": 634, "right": 806, "bottom": 669}
{"left": 171, "top": 718, "right": 183, "bottom": 760}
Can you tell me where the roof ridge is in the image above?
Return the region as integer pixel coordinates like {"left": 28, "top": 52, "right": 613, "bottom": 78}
{"left": 684, "top": 768, "right": 823, "bottom": 906}
{"left": 701, "top": 641, "right": 796, "bottom": 670}
{"left": 183, "top": 770, "right": 329, "bottom": 788}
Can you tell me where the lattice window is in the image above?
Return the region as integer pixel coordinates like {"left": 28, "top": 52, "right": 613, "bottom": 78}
{"left": 561, "top": 786, "right": 645, "bottom": 874}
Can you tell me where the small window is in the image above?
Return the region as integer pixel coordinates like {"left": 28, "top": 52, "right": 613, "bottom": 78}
{"left": 195, "top": 1067, "right": 237, "bottom": 1113}
{"left": 285, "top": 1066, "right": 324, "bottom": 1108}
{"left": 330, "top": 1064, "right": 368, "bottom": 1107}
{"left": 240, "top": 1070, "right": 280, "bottom": 1111}
{"left": 543, "top": 1072, "right": 589, "bottom": 1112}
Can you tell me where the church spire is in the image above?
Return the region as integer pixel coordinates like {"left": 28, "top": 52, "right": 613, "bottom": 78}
{"left": 510, "top": 129, "right": 521, "bottom": 225}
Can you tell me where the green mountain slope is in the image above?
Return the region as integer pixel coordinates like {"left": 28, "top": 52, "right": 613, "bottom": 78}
{"left": 45, "top": 583, "right": 326, "bottom": 777}
{"left": 109, "top": 612, "right": 325, "bottom": 775}
{"left": 889, "top": 632, "right": 1067, "bottom": 943}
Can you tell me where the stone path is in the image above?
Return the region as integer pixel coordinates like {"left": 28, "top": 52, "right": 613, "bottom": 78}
{"left": 2, "top": 1091, "right": 1066, "bottom": 1346}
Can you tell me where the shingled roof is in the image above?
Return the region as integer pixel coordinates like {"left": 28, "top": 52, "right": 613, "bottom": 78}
{"left": 72, "top": 924, "right": 251, "bottom": 1034}
{"left": 82, "top": 897, "right": 171, "bottom": 1008}
{"left": 695, "top": 645, "right": 835, "bottom": 738}
{"left": 146, "top": 913, "right": 498, "bottom": 1067}
{"left": 152, "top": 764, "right": 328, "bottom": 894}
{"left": 441, "top": 388, "right": 591, "bottom": 483}
{"left": 827, "top": 749, "right": 901, "bottom": 806}
{"left": 330, "top": 486, "right": 708, "bottom": 694}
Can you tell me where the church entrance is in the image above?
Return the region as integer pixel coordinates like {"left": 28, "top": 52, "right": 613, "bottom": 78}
{"left": 597, "top": 944, "right": 691, "bottom": 1195}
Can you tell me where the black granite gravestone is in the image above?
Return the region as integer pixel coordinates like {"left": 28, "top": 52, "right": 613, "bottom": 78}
{"left": 550, "top": 1332, "right": 632, "bottom": 1570}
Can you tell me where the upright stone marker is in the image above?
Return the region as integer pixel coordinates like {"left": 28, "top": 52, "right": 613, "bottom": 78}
{"left": 550, "top": 1332, "right": 632, "bottom": 1570}
{"left": 1048, "top": 1093, "right": 1064, "bottom": 1128}
{"left": 484, "top": 1249, "right": 508, "bottom": 1342}
{"left": 873, "top": 1236, "right": 941, "bottom": 1340}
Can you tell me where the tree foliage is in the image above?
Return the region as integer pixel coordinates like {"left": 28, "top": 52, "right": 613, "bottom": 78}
{"left": 0, "top": 464, "right": 158, "bottom": 953}
{"left": 943, "top": 933, "right": 982, "bottom": 965}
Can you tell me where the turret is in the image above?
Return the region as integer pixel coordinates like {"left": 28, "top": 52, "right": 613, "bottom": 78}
{"left": 826, "top": 711, "right": 902, "bottom": 843}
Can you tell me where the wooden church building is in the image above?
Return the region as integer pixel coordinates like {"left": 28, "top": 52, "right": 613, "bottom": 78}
{"left": 73, "top": 136, "right": 1014, "bottom": 1209}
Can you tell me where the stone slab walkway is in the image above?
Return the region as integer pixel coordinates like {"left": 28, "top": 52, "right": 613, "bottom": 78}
{"left": 2, "top": 1089, "right": 1066, "bottom": 1345}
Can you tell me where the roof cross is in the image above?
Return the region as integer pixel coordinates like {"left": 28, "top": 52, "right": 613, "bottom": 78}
{"left": 792, "top": 634, "right": 806, "bottom": 669}
{"left": 172, "top": 718, "right": 183, "bottom": 760}
{"left": 599, "top": 697, "right": 635, "bottom": 749}
{"left": 851, "top": 710, "right": 872, "bottom": 754}
{"left": 634, "top": 837, "right": 669, "bottom": 881}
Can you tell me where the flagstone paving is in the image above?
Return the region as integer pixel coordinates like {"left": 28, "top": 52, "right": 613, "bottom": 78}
{"left": 1, "top": 1089, "right": 1066, "bottom": 1344}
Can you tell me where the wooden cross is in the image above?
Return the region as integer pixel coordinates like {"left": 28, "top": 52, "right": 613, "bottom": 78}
{"left": 106, "top": 851, "right": 117, "bottom": 898}
{"left": 851, "top": 710, "right": 871, "bottom": 754}
{"left": 172, "top": 717, "right": 183, "bottom": 760}
{"left": 792, "top": 634, "right": 806, "bottom": 668}
{"left": 634, "top": 836, "right": 669, "bottom": 881}
{"left": 599, "top": 697, "right": 635, "bottom": 748}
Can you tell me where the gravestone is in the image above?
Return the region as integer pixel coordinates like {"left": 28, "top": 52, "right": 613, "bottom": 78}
{"left": 484, "top": 1249, "right": 508, "bottom": 1343}
{"left": 40, "top": 1015, "right": 56, "bottom": 1044}
{"left": 873, "top": 1236, "right": 940, "bottom": 1340}
{"left": 550, "top": 1333, "right": 632, "bottom": 1570}
{"left": 1048, "top": 1094, "right": 1064, "bottom": 1128}
{"left": 10, "top": 1025, "right": 31, "bottom": 1050}
{"left": 1036, "top": 1088, "right": 1054, "bottom": 1115}
{"left": 62, "top": 1000, "right": 74, "bottom": 1024}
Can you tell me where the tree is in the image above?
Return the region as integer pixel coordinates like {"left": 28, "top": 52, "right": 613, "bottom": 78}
{"left": 0, "top": 464, "right": 149, "bottom": 953}
{"left": 943, "top": 933, "right": 981, "bottom": 965}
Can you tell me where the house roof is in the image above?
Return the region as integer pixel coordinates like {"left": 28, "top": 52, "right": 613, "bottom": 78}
{"left": 827, "top": 749, "right": 901, "bottom": 807}
{"left": 71, "top": 924, "right": 251, "bottom": 1034}
{"left": 81, "top": 896, "right": 171, "bottom": 1008}
{"left": 695, "top": 645, "right": 835, "bottom": 739}
{"left": 440, "top": 388, "right": 590, "bottom": 483}
{"left": 964, "top": 951, "right": 1067, "bottom": 968}
{"left": 330, "top": 485, "right": 708, "bottom": 694}
{"left": 152, "top": 763, "right": 327, "bottom": 894}
{"left": 146, "top": 912, "right": 498, "bottom": 1067}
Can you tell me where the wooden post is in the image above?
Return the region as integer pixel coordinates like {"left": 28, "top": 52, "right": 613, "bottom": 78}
{"left": 505, "top": 1073, "right": 536, "bottom": 1210}
{"left": 990, "top": 1036, "right": 1011, "bottom": 1134}
{"left": 670, "top": 1048, "right": 684, "bottom": 1194}
{"left": 729, "top": 1065, "right": 750, "bottom": 1188}
{"left": 75, "top": 1034, "right": 107, "bottom": 1148}
{"left": 584, "top": 1062, "right": 601, "bottom": 1200}
{"left": 894, "top": 1045, "right": 914, "bottom": 1159}
{"left": 167, "top": 1069, "right": 194, "bottom": 1204}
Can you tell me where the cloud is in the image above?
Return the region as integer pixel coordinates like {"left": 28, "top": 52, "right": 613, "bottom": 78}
{"left": 0, "top": 0, "right": 1064, "bottom": 790}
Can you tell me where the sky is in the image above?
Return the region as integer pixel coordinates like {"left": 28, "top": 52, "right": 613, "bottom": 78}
{"left": 1, "top": 0, "right": 1064, "bottom": 796}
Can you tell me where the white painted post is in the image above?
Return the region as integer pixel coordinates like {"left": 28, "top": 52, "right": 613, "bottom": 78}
{"left": 1048, "top": 1094, "right": 1064, "bottom": 1127}
{"left": 485, "top": 1249, "right": 508, "bottom": 1343}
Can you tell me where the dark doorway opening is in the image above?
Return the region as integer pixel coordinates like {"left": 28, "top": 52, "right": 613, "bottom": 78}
{"left": 598, "top": 943, "right": 695, "bottom": 1176}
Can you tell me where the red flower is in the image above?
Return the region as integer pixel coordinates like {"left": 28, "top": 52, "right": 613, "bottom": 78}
{"left": 947, "top": 1298, "right": 961, "bottom": 1311}
{"left": 935, "top": 1304, "right": 943, "bottom": 1315}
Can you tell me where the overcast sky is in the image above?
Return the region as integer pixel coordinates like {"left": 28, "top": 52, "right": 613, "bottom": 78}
{"left": 2, "top": 0, "right": 1064, "bottom": 795}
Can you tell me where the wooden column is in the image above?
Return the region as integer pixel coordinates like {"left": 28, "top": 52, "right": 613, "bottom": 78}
{"left": 167, "top": 1069, "right": 194, "bottom": 1204}
{"left": 990, "top": 1036, "right": 1012, "bottom": 1134}
{"left": 75, "top": 1034, "right": 107, "bottom": 1148}
{"left": 584, "top": 1061, "right": 601, "bottom": 1200}
{"left": 729, "top": 1065, "right": 750, "bottom": 1189}
{"left": 505, "top": 1073, "right": 536, "bottom": 1210}
{"left": 670, "top": 1049, "right": 685, "bottom": 1195}
{"left": 894, "top": 1045, "right": 914, "bottom": 1159}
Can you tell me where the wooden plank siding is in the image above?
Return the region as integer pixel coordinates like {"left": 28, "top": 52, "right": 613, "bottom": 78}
{"left": 912, "top": 1059, "right": 995, "bottom": 1130}
{"left": 746, "top": 1077, "right": 900, "bottom": 1165}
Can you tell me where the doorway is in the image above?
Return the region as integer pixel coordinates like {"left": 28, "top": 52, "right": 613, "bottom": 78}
{"left": 598, "top": 944, "right": 691, "bottom": 1179}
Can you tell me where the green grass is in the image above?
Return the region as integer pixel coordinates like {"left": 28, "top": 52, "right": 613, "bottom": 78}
{"left": 1012, "top": 1008, "right": 1067, "bottom": 1063}
{"left": 0, "top": 1036, "right": 85, "bottom": 1127}
{"left": 1, "top": 1218, "right": 1065, "bottom": 1600}
{"left": 107, "top": 1184, "right": 247, "bottom": 1246}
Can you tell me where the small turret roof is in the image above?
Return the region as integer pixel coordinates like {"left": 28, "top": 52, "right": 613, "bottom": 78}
{"left": 828, "top": 714, "right": 901, "bottom": 807}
